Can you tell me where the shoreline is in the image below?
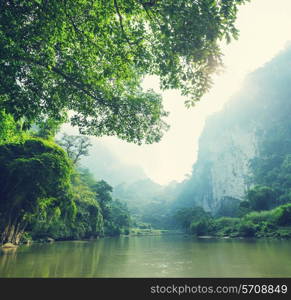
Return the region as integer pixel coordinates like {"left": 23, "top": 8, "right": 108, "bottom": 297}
{"left": 2, "top": 231, "right": 291, "bottom": 250}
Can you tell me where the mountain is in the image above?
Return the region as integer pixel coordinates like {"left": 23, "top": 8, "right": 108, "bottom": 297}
{"left": 113, "top": 179, "right": 180, "bottom": 211}
{"left": 174, "top": 45, "right": 291, "bottom": 216}
{"left": 80, "top": 139, "right": 147, "bottom": 186}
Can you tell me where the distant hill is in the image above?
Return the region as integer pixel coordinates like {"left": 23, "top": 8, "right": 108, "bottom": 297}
{"left": 80, "top": 139, "right": 147, "bottom": 186}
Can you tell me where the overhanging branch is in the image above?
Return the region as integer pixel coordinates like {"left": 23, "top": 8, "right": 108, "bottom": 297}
{"left": 113, "top": 0, "right": 134, "bottom": 46}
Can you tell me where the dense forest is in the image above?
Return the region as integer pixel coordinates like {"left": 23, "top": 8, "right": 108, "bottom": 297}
{"left": 0, "top": 0, "right": 249, "bottom": 246}
{"left": 1, "top": 0, "right": 291, "bottom": 248}
{"left": 0, "top": 115, "right": 131, "bottom": 245}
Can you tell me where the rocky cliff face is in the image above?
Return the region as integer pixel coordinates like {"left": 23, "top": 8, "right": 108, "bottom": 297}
{"left": 176, "top": 45, "right": 291, "bottom": 216}
{"left": 192, "top": 118, "right": 259, "bottom": 214}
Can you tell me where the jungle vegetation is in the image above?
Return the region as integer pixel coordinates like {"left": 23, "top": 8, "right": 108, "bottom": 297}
{"left": 0, "top": 0, "right": 248, "bottom": 244}
{"left": 0, "top": 112, "right": 130, "bottom": 244}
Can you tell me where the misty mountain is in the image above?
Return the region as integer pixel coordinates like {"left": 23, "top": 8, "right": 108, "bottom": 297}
{"left": 173, "top": 44, "right": 291, "bottom": 216}
{"left": 80, "top": 139, "right": 147, "bottom": 187}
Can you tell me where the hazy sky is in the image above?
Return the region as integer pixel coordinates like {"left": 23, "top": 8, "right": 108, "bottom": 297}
{"left": 68, "top": 0, "right": 291, "bottom": 185}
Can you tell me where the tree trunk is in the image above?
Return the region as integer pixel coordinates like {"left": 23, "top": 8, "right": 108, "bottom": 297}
{"left": 1, "top": 220, "right": 26, "bottom": 245}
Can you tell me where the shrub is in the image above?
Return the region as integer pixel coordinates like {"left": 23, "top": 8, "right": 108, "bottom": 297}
{"left": 273, "top": 204, "right": 291, "bottom": 226}
{"left": 246, "top": 185, "right": 276, "bottom": 211}
{"left": 211, "top": 217, "right": 240, "bottom": 236}
{"left": 123, "top": 228, "right": 130, "bottom": 235}
{"left": 275, "top": 228, "right": 291, "bottom": 238}
{"left": 238, "top": 220, "right": 256, "bottom": 237}
{"left": 244, "top": 210, "right": 276, "bottom": 224}
{"left": 213, "top": 217, "right": 240, "bottom": 230}
{"left": 190, "top": 218, "right": 213, "bottom": 236}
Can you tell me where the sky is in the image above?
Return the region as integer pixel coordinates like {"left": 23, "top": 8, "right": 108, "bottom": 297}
{"left": 65, "top": 0, "right": 291, "bottom": 185}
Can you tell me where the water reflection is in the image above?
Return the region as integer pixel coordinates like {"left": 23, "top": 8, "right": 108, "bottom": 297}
{"left": 0, "top": 236, "right": 291, "bottom": 277}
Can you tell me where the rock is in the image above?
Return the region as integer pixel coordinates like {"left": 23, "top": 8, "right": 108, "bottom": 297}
{"left": 46, "top": 237, "right": 54, "bottom": 243}
{"left": 186, "top": 118, "right": 258, "bottom": 215}
{"left": 2, "top": 243, "right": 18, "bottom": 248}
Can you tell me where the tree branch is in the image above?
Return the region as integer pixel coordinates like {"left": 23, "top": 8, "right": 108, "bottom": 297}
{"left": 11, "top": 55, "right": 106, "bottom": 106}
{"left": 135, "top": 0, "right": 162, "bottom": 28}
{"left": 113, "top": 0, "right": 133, "bottom": 46}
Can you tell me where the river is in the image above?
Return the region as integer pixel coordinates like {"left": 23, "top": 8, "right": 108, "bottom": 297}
{"left": 0, "top": 235, "right": 291, "bottom": 277}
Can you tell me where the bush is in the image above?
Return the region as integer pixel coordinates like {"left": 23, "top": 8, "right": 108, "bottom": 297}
{"left": 213, "top": 217, "right": 240, "bottom": 230}
{"left": 20, "top": 232, "right": 32, "bottom": 244}
{"left": 244, "top": 210, "right": 276, "bottom": 224}
{"left": 246, "top": 185, "right": 276, "bottom": 211}
{"left": 190, "top": 218, "right": 213, "bottom": 236}
{"left": 238, "top": 220, "right": 256, "bottom": 237}
{"left": 273, "top": 204, "right": 291, "bottom": 226}
{"left": 256, "top": 221, "right": 276, "bottom": 233}
{"left": 104, "top": 224, "right": 121, "bottom": 236}
{"left": 123, "top": 228, "right": 130, "bottom": 235}
{"left": 276, "top": 227, "right": 291, "bottom": 238}
{"left": 211, "top": 217, "right": 240, "bottom": 236}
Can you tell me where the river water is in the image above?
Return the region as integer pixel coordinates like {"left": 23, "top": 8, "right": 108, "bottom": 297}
{"left": 0, "top": 235, "right": 291, "bottom": 277}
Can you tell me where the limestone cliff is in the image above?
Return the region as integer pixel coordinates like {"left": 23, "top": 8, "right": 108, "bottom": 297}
{"left": 187, "top": 115, "right": 259, "bottom": 215}
{"left": 176, "top": 45, "right": 291, "bottom": 215}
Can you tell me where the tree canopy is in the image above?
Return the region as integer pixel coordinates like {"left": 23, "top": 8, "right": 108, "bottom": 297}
{"left": 0, "top": 0, "right": 248, "bottom": 144}
{"left": 0, "top": 138, "right": 75, "bottom": 244}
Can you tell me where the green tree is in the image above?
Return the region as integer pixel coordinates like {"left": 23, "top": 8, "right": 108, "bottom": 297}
{"left": 91, "top": 180, "right": 130, "bottom": 235}
{"left": 0, "top": 0, "right": 248, "bottom": 144}
{"left": 190, "top": 218, "right": 213, "bottom": 236}
{"left": 70, "top": 172, "right": 104, "bottom": 239}
{"left": 237, "top": 200, "right": 252, "bottom": 217}
{"left": 32, "top": 115, "right": 67, "bottom": 140}
{"left": 0, "top": 110, "right": 29, "bottom": 145}
{"left": 246, "top": 185, "right": 276, "bottom": 211}
{"left": 0, "top": 138, "right": 75, "bottom": 244}
{"left": 92, "top": 180, "right": 113, "bottom": 221}
{"left": 173, "top": 206, "right": 211, "bottom": 231}
{"left": 77, "top": 167, "right": 97, "bottom": 188}
{"left": 110, "top": 199, "right": 131, "bottom": 231}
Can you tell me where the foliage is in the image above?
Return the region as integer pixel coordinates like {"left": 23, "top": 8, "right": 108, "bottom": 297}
{"left": 211, "top": 217, "right": 240, "bottom": 236}
{"left": 273, "top": 204, "right": 291, "bottom": 226}
{"left": 213, "top": 217, "right": 240, "bottom": 231}
{"left": 109, "top": 199, "right": 131, "bottom": 232}
{"left": 215, "top": 197, "right": 241, "bottom": 217}
{"left": 0, "top": 138, "right": 75, "bottom": 244}
{"left": 245, "top": 185, "right": 276, "bottom": 211}
{"left": 70, "top": 172, "right": 104, "bottom": 239}
{"left": 173, "top": 206, "right": 211, "bottom": 232}
{"left": 92, "top": 180, "right": 113, "bottom": 221}
{"left": 175, "top": 203, "right": 291, "bottom": 239}
{"left": 0, "top": 110, "right": 28, "bottom": 144}
{"left": 91, "top": 179, "right": 130, "bottom": 236}
{"left": 237, "top": 220, "right": 256, "bottom": 237}
{"left": 27, "top": 168, "right": 132, "bottom": 240}
{"left": 0, "top": 0, "right": 248, "bottom": 144}
{"left": 77, "top": 167, "right": 98, "bottom": 188}
{"left": 237, "top": 200, "right": 252, "bottom": 217}
{"left": 190, "top": 218, "right": 214, "bottom": 236}
{"left": 249, "top": 101, "right": 291, "bottom": 209}
{"left": 32, "top": 115, "right": 67, "bottom": 140}
{"left": 243, "top": 210, "right": 276, "bottom": 225}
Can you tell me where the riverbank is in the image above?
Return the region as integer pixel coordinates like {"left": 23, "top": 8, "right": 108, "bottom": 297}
{"left": 1, "top": 229, "right": 183, "bottom": 249}
{"left": 191, "top": 226, "right": 291, "bottom": 240}
{"left": 2, "top": 224, "right": 291, "bottom": 250}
